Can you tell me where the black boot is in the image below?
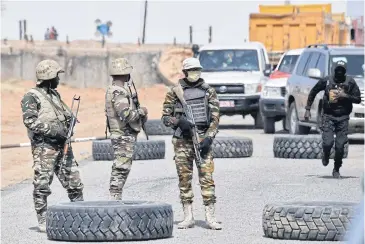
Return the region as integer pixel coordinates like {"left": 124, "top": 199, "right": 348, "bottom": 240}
{"left": 322, "top": 151, "right": 330, "bottom": 167}
{"left": 332, "top": 167, "right": 341, "bottom": 179}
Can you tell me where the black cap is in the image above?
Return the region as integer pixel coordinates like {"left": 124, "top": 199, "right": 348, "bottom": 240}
{"left": 334, "top": 60, "right": 347, "bottom": 70}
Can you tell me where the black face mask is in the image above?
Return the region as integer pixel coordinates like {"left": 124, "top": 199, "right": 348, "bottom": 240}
{"left": 334, "top": 67, "right": 346, "bottom": 82}
{"left": 50, "top": 76, "right": 60, "bottom": 89}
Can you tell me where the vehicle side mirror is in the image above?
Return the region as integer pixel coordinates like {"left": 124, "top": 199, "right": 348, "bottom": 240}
{"left": 264, "top": 64, "right": 272, "bottom": 77}
{"left": 307, "top": 68, "right": 322, "bottom": 79}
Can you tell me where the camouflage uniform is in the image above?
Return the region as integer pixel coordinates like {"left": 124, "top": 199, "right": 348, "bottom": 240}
{"left": 162, "top": 57, "right": 221, "bottom": 230}
{"left": 21, "top": 59, "right": 84, "bottom": 232}
{"left": 105, "top": 58, "right": 147, "bottom": 200}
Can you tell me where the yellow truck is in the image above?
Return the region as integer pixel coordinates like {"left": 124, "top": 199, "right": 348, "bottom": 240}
{"left": 249, "top": 4, "right": 350, "bottom": 65}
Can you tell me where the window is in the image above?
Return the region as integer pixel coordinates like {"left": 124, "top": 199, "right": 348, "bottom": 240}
{"left": 316, "top": 54, "right": 326, "bottom": 76}
{"left": 295, "top": 52, "right": 311, "bottom": 76}
{"left": 303, "top": 52, "right": 320, "bottom": 76}
{"left": 198, "top": 49, "right": 260, "bottom": 72}
{"left": 329, "top": 54, "right": 364, "bottom": 78}
{"left": 277, "top": 55, "right": 299, "bottom": 74}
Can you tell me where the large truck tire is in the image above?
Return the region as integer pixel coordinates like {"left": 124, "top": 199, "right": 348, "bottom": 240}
{"left": 213, "top": 137, "right": 253, "bottom": 158}
{"left": 92, "top": 139, "right": 165, "bottom": 161}
{"left": 273, "top": 135, "right": 349, "bottom": 159}
{"left": 47, "top": 201, "right": 173, "bottom": 241}
{"left": 262, "top": 201, "right": 357, "bottom": 241}
{"left": 145, "top": 119, "right": 174, "bottom": 135}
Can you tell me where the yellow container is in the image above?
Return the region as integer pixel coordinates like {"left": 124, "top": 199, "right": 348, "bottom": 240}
{"left": 249, "top": 12, "right": 329, "bottom": 52}
{"left": 259, "top": 4, "right": 332, "bottom": 14}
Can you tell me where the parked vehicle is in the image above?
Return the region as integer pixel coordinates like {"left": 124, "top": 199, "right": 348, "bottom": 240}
{"left": 260, "top": 48, "right": 303, "bottom": 133}
{"left": 285, "top": 44, "right": 364, "bottom": 135}
{"left": 197, "top": 43, "right": 272, "bottom": 128}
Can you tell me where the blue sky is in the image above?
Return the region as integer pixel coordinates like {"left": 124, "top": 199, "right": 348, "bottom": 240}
{"left": 1, "top": 0, "right": 363, "bottom": 45}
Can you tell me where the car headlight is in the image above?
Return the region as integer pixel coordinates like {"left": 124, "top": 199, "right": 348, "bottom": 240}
{"left": 261, "top": 86, "right": 282, "bottom": 98}
{"left": 245, "top": 83, "right": 261, "bottom": 94}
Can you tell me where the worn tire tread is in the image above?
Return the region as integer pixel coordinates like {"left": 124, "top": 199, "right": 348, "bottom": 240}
{"left": 262, "top": 202, "right": 356, "bottom": 241}
{"left": 92, "top": 140, "right": 165, "bottom": 161}
{"left": 213, "top": 137, "right": 253, "bottom": 158}
{"left": 46, "top": 201, "right": 173, "bottom": 241}
{"left": 273, "top": 135, "right": 349, "bottom": 159}
{"left": 145, "top": 120, "right": 174, "bottom": 135}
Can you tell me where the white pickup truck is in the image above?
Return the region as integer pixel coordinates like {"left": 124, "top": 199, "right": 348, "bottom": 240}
{"left": 197, "top": 43, "right": 272, "bottom": 128}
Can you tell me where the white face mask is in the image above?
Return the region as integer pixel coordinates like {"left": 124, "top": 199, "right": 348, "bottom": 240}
{"left": 186, "top": 71, "right": 201, "bottom": 82}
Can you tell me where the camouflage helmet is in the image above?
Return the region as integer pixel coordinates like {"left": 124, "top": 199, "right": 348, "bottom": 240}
{"left": 109, "top": 58, "right": 133, "bottom": 76}
{"left": 36, "top": 59, "right": 64, "bottom": 84}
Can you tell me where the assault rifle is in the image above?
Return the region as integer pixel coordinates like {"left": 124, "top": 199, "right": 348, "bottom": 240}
{"left": 60, "top": 95, "right": 81, "bottom": 170}
{"left": 127, "top": 79, "right": 149, "bottom": 140}
{"left": 172, "top": 84, "right": 203, "bottom": 166}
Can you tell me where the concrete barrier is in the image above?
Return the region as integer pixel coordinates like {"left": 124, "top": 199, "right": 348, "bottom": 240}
{"left": 1, "top": 48, "right": 164, "bottom": 88}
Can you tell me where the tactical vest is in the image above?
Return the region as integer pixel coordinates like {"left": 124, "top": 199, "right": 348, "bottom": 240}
{"left": 174, "top": 85, "right": 210, "bottom": 127}
{"left": 27, "top": 88, "right": 71, "bottom": 139}
{"left": 323, "top": 76, "right": 353, "bottom": 117}
{"left": 105, "top": 85, "right": 141, "bottom": 138}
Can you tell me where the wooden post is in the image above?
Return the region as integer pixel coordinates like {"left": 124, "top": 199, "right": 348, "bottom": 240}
{"left": 209, "top": 26, "right": 212, "bottom": 43}
{"left": 189, "top": 25, "right": 193, "bottom": 44}
{"left": 142, "top": 0, "right": 148, "bottom": 44}
{"left": 19, "top": 20, "right": 22, "bottom": 40}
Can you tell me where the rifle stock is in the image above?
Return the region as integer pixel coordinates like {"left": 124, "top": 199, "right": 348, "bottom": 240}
{"left": 172, "top": 85, "right": 203, "bottom": 165}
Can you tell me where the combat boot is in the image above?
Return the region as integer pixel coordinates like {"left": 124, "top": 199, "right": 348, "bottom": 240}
{"left": 322, "top": 151, "right": 330, "bottom": 166}
{"left": 205, "top": 204, "right": 222, "bottom": 230}
{"left": 177, "top": 203, "right": 195, "bottom": 229}
{"left": 332, "top": 168, "right": 341, "bottom": 179}
{"left": 37, "top": 214, "right": 46, "bottom": 233}
{"left": 110, "top": 193, "right": 122, "bottom": 200}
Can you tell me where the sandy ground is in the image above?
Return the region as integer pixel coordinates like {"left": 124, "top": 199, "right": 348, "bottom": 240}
{"left": 1, "top": 42, "right": 192, "bottom": 188}
{"left": 158, "top": 47, "right": 193, "bottom": 83}
{"left": 1, "top": 79, "right": 169, "bottom": 188}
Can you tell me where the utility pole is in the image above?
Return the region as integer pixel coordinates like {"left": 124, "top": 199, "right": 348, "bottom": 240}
{"left": 208, "top": 26, "right": 212, "bottom": 43}
{"left": 142, "top": 0, "right": 148, "bottom": 44}
{"left": 189, "top": 25, "right": 193, "bottom": 44}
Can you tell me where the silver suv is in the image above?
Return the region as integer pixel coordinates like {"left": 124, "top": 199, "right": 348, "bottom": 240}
{"left": 285, "top": 44, "right": 364, "bottom": 135}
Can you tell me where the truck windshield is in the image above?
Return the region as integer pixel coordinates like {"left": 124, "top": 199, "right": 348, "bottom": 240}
{"left": 329, "top": 54, "right": 364, "bottom": 78}
{"left": 277, "top": 55, "right": 299, "bottom": 73}
{"left": 199, "top": 49, "right": 260, "bottom": 72}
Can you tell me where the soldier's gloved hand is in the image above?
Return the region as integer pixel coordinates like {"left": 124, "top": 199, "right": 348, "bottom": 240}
{"left": 199, "top": 137, "right": 213, "bottom": 159}
{"left": 139, "top": 107, "right": 148, "bottom": 116}
{"left": 177, "top": 118, "right": 193, "bottom": 134}
{"left": 304, "top": 110, "right": 311, "bottom": 121}
{"left": 335, "top": 89, "right": 348, "bottom": 100}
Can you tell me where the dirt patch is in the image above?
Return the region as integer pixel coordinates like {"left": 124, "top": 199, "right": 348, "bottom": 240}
{"left": 1, "top": 79, "right": 168, "bottom": 188}
{"left": 158, "top": 47, "right": 193, "bottom": 84}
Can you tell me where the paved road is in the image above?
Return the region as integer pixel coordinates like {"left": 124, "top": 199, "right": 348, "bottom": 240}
{"left": 1, "top": 116, "right": 364, "bottom": 244}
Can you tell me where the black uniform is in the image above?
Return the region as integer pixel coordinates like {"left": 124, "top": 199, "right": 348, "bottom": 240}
{"left": 305, "top": 60, "right": 361, "bottom": 177}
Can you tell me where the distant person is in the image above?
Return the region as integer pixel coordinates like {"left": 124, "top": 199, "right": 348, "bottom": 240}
{"left": 304, "top": 60, "right": 361, "bottom": 178}
{"left": 51, "top": 26, "right": 58, "bottom": 40}
{"left": 20, "top": 59, "right": 84, "bottom": 232}
{"left": 44, "top": 28, "right": 50, "bottom": 40}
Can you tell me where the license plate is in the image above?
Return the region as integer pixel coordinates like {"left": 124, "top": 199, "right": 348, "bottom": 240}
{"left": 219, "top": 101, "right": 234, "bottom": 107}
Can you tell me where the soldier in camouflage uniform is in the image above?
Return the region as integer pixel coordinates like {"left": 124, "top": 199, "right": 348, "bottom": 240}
{"left": 21, "top": 59, "right": 84, "bottom": 232}
{"left": 162, "top": 57, "right": 222, "bottom": 230}
{"left": 105, "top": 58, "right": 148, "bottom": 200}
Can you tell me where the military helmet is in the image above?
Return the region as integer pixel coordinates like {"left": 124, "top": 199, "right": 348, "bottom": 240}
{"left": 109, "top": 58, "right": 133, "bottom": 76}
{"left": 36, "top": 59, "right": 64, "bottom": 84}
{"left": 182, "top": 57, "right": 202, "bottom": 71}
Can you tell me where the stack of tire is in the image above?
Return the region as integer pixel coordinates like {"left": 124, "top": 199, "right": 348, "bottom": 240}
{"left": 92, "top": 119, "right": 255, "bottom": 161}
